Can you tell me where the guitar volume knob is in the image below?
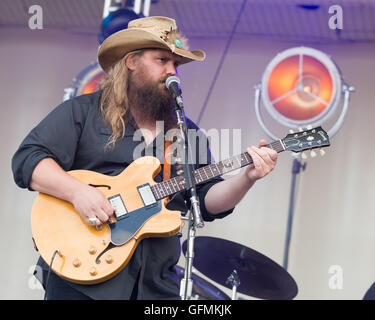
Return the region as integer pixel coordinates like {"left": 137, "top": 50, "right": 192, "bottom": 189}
{"left": 89, "top": 267, "right": 97, "bottom": 276}
{"left": 105, "top": 255, "right": 113, "bottom": 264}
{"left": 73, "top": 259, "right": 81, "bottom": 268}
{"left": 88, "top": 246, "right": 97, "bottom": 255}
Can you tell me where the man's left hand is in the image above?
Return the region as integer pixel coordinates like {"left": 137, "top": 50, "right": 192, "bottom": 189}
{"left": 245, "top": 140, "right": 278, "bottom": 182}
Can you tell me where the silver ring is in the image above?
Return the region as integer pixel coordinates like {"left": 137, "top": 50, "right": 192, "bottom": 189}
{"left": 89, "top": 217, "right": 99, "bottom": 225}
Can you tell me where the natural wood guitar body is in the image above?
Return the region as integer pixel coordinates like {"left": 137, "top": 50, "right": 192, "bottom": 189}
{"left": 31, "top": 156, "right": 181, "bottom": 284}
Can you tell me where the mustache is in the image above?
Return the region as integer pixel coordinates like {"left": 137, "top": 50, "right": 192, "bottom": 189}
{"left": 159, "top": 76, "right": 171, "bottom": 85}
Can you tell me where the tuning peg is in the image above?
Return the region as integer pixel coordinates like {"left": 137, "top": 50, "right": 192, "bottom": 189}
{"left": 310, "top": 150, "right": 317, "bottom": 158}
{"left": 319, "top": 148, "right": 326, "bottom": 156}
{"left": 306, "top": 125, "right": 313, "bottom": 130}
{"left": 289, "top": 129, "right": 294, "bottom": 134}
{"left": 177, "top": 169, "right": 184, "bottom": 175}
{"left": 298, "top": 127, "right": 304, "bottom": 132}
{"left": 301, "top": 152, "right": 307, "bottom": 160}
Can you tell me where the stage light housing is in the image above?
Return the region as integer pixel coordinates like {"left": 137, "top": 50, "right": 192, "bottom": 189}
{"left": 63, "top": 62, "right": 105, "bottom": 101}
{"left": 260, "top": 47, "right": 343, "bottom": 128}
{"left": 98, "top": 7, "right": 143, "bottom": 44}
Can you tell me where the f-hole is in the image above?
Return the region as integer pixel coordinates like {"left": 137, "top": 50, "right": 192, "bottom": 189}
{"left": 95, "top": 242, "right": 116, "bottom": 264}
{"left": 89, "top": 184, "right": 111, "bottom": 190}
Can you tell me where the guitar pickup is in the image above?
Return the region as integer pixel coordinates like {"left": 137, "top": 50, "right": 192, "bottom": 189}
{"left": 108, "top": 194, "right": 128, "bottom": 219}
{"left": 137, "top": 183, "right": 157, "bottom": 206}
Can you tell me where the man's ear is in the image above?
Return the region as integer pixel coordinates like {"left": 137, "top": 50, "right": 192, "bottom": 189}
{"left": 124, "top": 53, "right": 139, "bottom": 71}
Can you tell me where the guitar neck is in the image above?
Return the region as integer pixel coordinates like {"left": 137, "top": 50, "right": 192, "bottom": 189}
{"left": 151, "top": 139, "right": 285, "bottom": 200}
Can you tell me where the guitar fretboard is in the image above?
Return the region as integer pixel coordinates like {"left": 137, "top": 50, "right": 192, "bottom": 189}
{"left": 151, "top": 140, "right": 284, "bottom": 200}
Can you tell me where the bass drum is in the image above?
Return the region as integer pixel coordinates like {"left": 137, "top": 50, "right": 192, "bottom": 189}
{"left": 170, "top": 265, "right": 230, "bottom": 300}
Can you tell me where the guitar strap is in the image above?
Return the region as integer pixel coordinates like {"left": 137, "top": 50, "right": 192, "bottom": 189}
{"left": 163, "top": 140, "right": 172, "bottom": 181}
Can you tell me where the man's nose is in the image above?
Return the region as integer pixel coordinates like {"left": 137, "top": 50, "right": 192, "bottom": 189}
{"left": 166, "top": 62, "right": 177, "bottom": 76}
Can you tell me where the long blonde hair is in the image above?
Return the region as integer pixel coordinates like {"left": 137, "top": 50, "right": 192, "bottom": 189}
{"left": 99, "top": 50, "right": 143, "bottom": 148}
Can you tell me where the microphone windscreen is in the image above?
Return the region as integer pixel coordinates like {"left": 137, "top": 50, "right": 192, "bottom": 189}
{"left": 165, "top": 76, "right": 182, "bottom": 98}
{"left": 165, "top": 76, "right": 180, "bottom": 89}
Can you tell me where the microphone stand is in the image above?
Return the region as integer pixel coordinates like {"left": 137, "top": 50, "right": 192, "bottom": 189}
{"left": 173, "top": 97, "right": 205, "bottom": 300}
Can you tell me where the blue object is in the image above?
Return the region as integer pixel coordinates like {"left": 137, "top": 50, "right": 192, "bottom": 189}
{"left": 109, "top": 201, "right": 162, "bottom": 246}
{"left": 175, "top": 39, "right": 182, "bottom": 48}
{"left": 297, "top": 4, "right": 320, "bottom": 10}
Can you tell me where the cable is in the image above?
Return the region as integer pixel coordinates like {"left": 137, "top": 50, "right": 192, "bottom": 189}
{"left": 196, "top": 0, "right": 248, "bottom": 125}
{"left": 43, "top": 249, "right": 59, "bottom": 300}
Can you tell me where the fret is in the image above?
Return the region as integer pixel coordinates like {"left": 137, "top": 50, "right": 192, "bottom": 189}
{"left": 152, "top": 185, "right": 161, "bottom": 200}
{"left": 210, "top": 164, "right": 220, "bottom": 177}
{"left": 169, "top": 179, "right": 174, "bottom": 193}
{"left": 159, "top": 183, "right": 165, "bottom": 198}
{"left": 223, "top": 159, "right": 234, "bottom": 174}
{"left": 218, "top": 160, "right": 225, "bottom": 174}
{"left": 277, "top": 140, "right": 285, "bottom": 152}
{"left": 244, "top": 152, "right": 252, "bottom": 164}
{"left": 165, "top": 180, "right": 173, "bottom": 193}
{"left": 169, "top": 177, "right": 179, "bottom": 194}
{"left": 166, "top": 179, "right": 173, "bottom": 193}
{"left": 195, "top": 168, "right": 203, "bottom": 182}
{"left": 234, "top": 154, "right": 241, "bottom": 168}
{"left": 199, "top": 167, "right": 208, "bottom": 181}
{"left": 208, "top": 164, "right": 215, "bottom": 178}
{"left": 170, "top": 178, "right": 177, "bottom": 193}
{"left": 240, "top": 153, "right": 247, "bottom": 166}
{"left": 198, "top": 167, "right": 206, "bottom": 180}
{"left": 171, "top": 177, "right": 179, "bottom": 192}
{"left": 269, "top": 140, "right": 283, "bottom": 153}
{"left": 203, "top": 165, "right": 210, "bottom": 179}
{"left": 212, "top": 163, "right": 219, "bottom": 176}
{"left": 201, "top": 167, "right": 208, "bottom": 182}
{"left": 176, "top": 176, "right": 185, "bottom": 191}
{"left": 216, "top": 161, "right": 224, "bottom": 174}
{"left": 196, "top": 168, "right": 204, "bottom": 183}
{"left": 163, "top": 182, "right": 169, "bottom": 196}
{"left": 215, "top": 163, "right": 221, "bottom": 176}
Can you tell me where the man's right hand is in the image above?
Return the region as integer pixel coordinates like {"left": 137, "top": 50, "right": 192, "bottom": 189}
{"left": 71, "top": 184, "right": 115, "bottom": 227}
{"left": 30, "top": 158, "right": 115, "bottom": 226}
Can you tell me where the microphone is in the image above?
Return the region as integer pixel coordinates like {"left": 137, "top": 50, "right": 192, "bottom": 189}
{"left": 165, "top": 76, "right": 183, "bottom": 107}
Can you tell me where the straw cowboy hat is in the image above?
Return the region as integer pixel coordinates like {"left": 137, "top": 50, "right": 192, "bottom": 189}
{"left": 97, "top": 16, "right": 206, "bottom": 73}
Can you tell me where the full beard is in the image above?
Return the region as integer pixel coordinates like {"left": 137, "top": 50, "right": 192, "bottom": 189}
{"left": 128, "top": 72, "right": 176, "bottom": 130}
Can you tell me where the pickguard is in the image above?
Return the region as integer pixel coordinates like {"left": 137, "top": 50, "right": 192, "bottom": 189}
{"left": 109, "top": 201, "right": 162, "bottom": 246}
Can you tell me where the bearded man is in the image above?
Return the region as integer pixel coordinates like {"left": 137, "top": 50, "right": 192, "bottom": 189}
{"left": 11, "top": 16, "right": 278, "bottom": 300}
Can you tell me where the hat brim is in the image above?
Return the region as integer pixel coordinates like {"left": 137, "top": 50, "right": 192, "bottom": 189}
{"left": 98, "top": 28, "right": 205, "bottom": 73}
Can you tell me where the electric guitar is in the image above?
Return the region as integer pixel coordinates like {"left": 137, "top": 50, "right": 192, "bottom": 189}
{"left": 31, "top": 126, "right": 330, "bottom": 284}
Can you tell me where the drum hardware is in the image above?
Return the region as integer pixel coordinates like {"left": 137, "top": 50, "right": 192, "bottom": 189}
{"left": 171, "top": 265, "right": 230, "bottom": 300}
{"left": 182, "top": 236, "right": 298, "bottom": 300}
{"left": 226, "top": 269, "right": 241, "bottom": 300}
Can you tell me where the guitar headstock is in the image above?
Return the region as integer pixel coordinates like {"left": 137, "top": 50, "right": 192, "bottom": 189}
{"left": 281, "top": 126, "right": 330, "bottom": 157}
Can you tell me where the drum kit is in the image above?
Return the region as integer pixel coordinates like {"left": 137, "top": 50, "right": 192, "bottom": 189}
{"left": 174, "top": 236, "right": 298, "bottom": 300}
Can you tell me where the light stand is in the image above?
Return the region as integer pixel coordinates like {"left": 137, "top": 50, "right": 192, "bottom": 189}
{"left": 283, "top": 153, "right": 306, "bottom": 270}
{"left": 254, "top": 58, "right": 355, "bottom": 270}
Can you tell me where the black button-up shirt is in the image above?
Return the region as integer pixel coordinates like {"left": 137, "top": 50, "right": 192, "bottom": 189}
{"left": 11, "top": 90, "right": 234, "bottom": 299}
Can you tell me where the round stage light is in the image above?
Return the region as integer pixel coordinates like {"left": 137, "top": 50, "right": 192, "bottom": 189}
{"left": 260, "top": 47, "right": 342, "bottom": 128}
{"left": 63, "top": 62, "right": 105, "bottom": 101}
{"left": 98, "top": 7, "right": 142, "bottom": 44}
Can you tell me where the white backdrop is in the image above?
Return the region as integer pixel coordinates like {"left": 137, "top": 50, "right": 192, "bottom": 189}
{"left": 1, "top": 26, "right": 374, "bottom": 300}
